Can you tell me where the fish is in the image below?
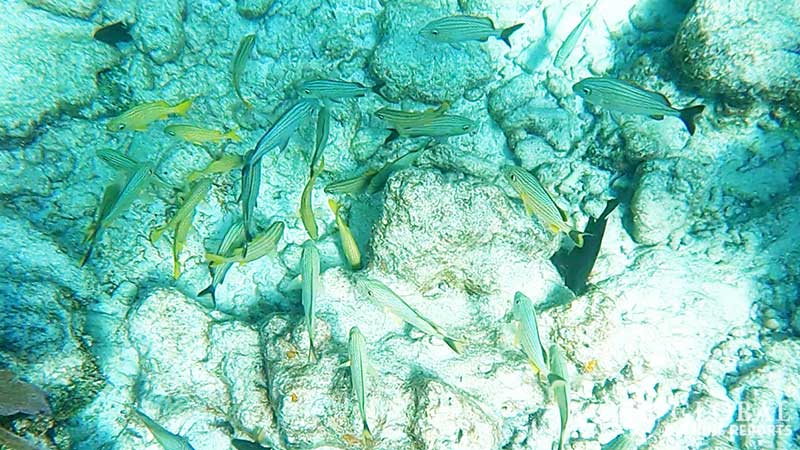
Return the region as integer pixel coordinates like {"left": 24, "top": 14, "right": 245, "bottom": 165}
{"left": 511, "top": 292, "right": 549, "bottom": 377}
{"left": 130, "top": 408, "right": 196, "bottom": 450}
{"left": 348, "top": 326, "right": 373, "bottom": 443}
{"left": 551, "top": 199, "right": 619, "bottom": 295}
{"left": 366, "top": 141, "right": 430, "bottom": 194}
{"left": 150, "top": 179, "right": 212, "bottom": 243}
{"left": 311, "top": 106, "right": 330, "bottom": 171}
{"left": 374, "top": 102, "right": 450, "bottom": 128}
{"left": 323, "top": 169, "right": 380, "bottom": 196}
{"left": 231, "top": 438, "right": 273, "bottom": 450}
{"left": 239, "top": 152, "right": 262, "bottom": 241}
{"left": 204, "top": 221, "right": 284, "bottom": 267}
{"left": 107, "top": 99, "right": 193, "bottom": 132}
{"left": 96, "top": 148, "right": 140, "bottom": 172}
{"left": 198, "top": 221, "right": 246, "bottom": 305}
{"left": 385, "top": 114, "right": 475, "bottom": 143}
{"left": 299, "top": 79, "right": 384, "bottom": 100}
{"left": 572, "top": 77, "right": 706, "bottom": 135}
{"left": 601, "top": 433, "right": 636, "bottom": 450}
{"left": 232, "top": 33, "right": 256, "bottom": 108}
{"left": 247, "top": 100, "right": 316, "bottom": 164}
{"left": 356, "top": 277, "right": 464, "bottom": 353}
{"left": 328, "top": 198, "right": 361, "bottom": 270}
{"left": 301, "top": 240, "right": 321, "bottom": 362}
{"left": 553, "top": 0, "right": 599, "bottom": 69}
{"left": 187, "top": 153, "right": 244, "bottom": 182}
{"left": 172, "top": 212, "right": 194, "bottom": 279}
{"left": 547, "top": 344, "right": 569, "bottom": 450}
{"left": 503, "top": 165, "right": 584, "bottom": 248}
{"left": 300, "top": 158, "right": 325, "bottom": 240}
{"left": 164, "top": 124, "right": 241, "bottom": 144}
{"left": 81, "top": 165, "right": 154, "bottom": 266}
{"left": 419, "top": 15, "right": 524, "bottom": 47}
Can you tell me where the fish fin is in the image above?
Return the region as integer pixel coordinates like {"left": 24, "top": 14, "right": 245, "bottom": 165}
{"left": 327, "top": 197, "right": 340, "bottom": 216}
{"left": 598, "top": 199, "right": 620, "bottom": 221}
{"left": 548, "top": 223, "right": 561, "bottom": 234}
{"left": 205, "top": 252, "right": 227, "bottom": 266}
{"left": 443, "top": 336, "right": 465, "bottom": 354}
{"left": 384, "top": 308, "right": 406, "bottom": 326}
{"left": 79, "top": 244, "right": 95, "bottom": 267}
{"left": 678, "top": 104, "right": 705, "bottom": 136}
{"left": 362, "top": 422, "right": 373, "bottom": 444}
{"left": 371, "top": 80, "right": 387, "bottom": 100}
{"left": 513, "top": 324, "right": 522, "bottom": 347}
{"left": 172, "top": 259, "right": 181, "bottom": 279}
{"left": 519, "top": 193, "right": 537, "bottom": 216}
{"left": 225, "top": 129, "right": 242, "bottom": 142}
{"left": 528, "top": 361, "right": 542, "bottom": 376}
{"left": 336, "top": 360, "right": 351, "bottom": 369}
{"left": 197, "top": 284, "right": 215, "bottom": 299}
{"left": 308, "top": 342, "right": 317, "bottom": 363}
{"left": 172, "top": 98, "right": 193, "bottom": 116}
{"left": 383, "top": 129, "right": 399, "bottom": 145}
{"left": 149, "top": 226, "right": 167, "bottom": 243}
{"left": 500, "top": 23, "right": 524, "bottom": 48}
{"left": 650, "top": 114, "right": 664, "bottom": 120}
{"left": 568, "top": 230, "right": 585, "bottom": 248}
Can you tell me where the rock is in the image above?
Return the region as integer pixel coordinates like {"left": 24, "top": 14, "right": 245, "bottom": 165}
{"left": 23, "top": 0, "right": 99, "bottom": 18}
{"left": 236, "top": 0, "right": 274, "bottom": 19}
{"left": 133, "top": 0, "right": 186, "bottom": 64}
{"left": 673, "top": 0, "right": 800, "bottom": 108}
{"left": 371, "top": 168, "right": 559, "bottom": 295}
{"left": 0, "top": 1, "right": 119, "bottom": 139}
{"left": 370, "top": 2, "right": 495, "bottom": 103}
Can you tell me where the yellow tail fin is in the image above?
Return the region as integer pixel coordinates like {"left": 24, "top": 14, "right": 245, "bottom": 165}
{"left": 172, "top": 98, "right": 193, "bottom": 116}
{"left": 224, "top": 129, "right": 242, "bottom": 142}
{"left": 327, "top": 198, "right": 340, "bottom": 216}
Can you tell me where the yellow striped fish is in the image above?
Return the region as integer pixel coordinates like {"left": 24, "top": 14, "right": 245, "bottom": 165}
{"left": 247, "top": 100, "right": 316, "bottom": 163}
{"left": 548, "top": 344, "right": 570, "bottom": 450}
{"left": 164, "top": 124, "right": 241, "bottom": 144}
{"left": 301, "top": 240, "right": 321, "bottom": 362}
{"left": 150, "top": 178, "right": 211, "bottom": 243}
{"left": 172, "top": 211, "right": 194, "bottom": 279}
{"left": 240, "top": 152, "right": 262, "bottom": 241}
{"left": 503, "top": 165, "right": 584, "bottom": 247}
{"left": 231, "top": 33, "right": 256, "bottom": 108}
{"left": 107, "top": 99, "right": 193, "bottom": 132}
{"left": 374, "top": 102, "right": 449, "bottom": 128}
{"left": 96, "top": 148, "right": 139, "bottom": 172}
{"left": 553, "top": 0, "right": 598, "bottom": 69}
{"left": 324, "top": 169, "right": 379, "bottom": 196}
{"left": 572, "top": 77, "right": 705, "bottom": 135}
{"left": 347, "top": 327, "right": 373, "bottom": 443}
{"left": 300, "top": 158, "right": 324, "bottom": 240}
{"left": 328, "top": 198, "right": 361, "bottom": 270}
{"left": 420, "top": 15, "right": 524, "bottom": 47}
{"left": 299, "top": 79, "right": 384, "bottom": 100}
{"left": 187, "top": 153, "right": 244, "bottom": 182}
{"left": 198, "top": 221, "right": 245, "bottom": 305}
{"left": 512, "top": 292, "right": 549, "bottom": 377}
{"left": 387, "top": 114, "right": 475, "bottom": 143}
{"left": 205, "top": 221, "right": 284, "bottom": 267}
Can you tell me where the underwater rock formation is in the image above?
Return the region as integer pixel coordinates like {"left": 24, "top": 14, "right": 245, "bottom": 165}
{"left": 23, "top": 0, "right": 99, "bottom": 18}
{"left": 236, "top": 0, "right": 274, "bottom": 19}
{"left": 133, "top": 0, "right": 186, "bottom": 64}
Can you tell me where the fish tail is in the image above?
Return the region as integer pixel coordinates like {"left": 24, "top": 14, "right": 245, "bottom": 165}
{"left": 205, "top": 252, "right": 226, "bottom": 266}
{"left": 172, "top": 98, "right": 193, "bottom": 116}
{"left": 362, "top": 421, "right": 374, "bottom": 444}
{"left": 172, "top": 255, "right": 181, "bottom": 279}
{"left": 149, "top": 226, "right": 167, "bottom": 243}
{"left": 500, "top": 23, "right": 524, "bottom": 48}
{"left": 308, "top": 341, "right": 317, "bottom": 363}
{"left": 327, "top": 197, "right": 340, "bottom": 215}
{"left": 443, "top": 336, "right": 465, "bottom": 354}
{"left": 383, "top": 129, "right": 400, "bottom": 145}
{"left": 371, "top": 80, "right": 387, "bottom": 100}
{"left": 568, "top": 230, "right": 585, "bottom": 248}
{"left": 197, "top": 283, "right": 216, "bottom": 299}
{"left": 79, "top": 244, "right": 95, "bottom": 267}
{"left": 678, "top": 104, "right": 705, "bottom": 136}
{"left": 225, "top": 129, "right": 242, "bottom": 142}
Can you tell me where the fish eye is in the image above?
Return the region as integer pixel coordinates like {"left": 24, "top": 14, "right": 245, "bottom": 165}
{"left": 462, "top": 124, "right": 471, "bottom": 131}
{"left": 117, "top": 124, "right": 126, "bottom": 130}
{"left": 582, "top": 87, "right": 591, "bottom": 95}
{"left": 167, "top": 130, "right": 175, "bottom": 136}
{"left": 304, "top": 89, "right": 311, "bottom": 95}
{"left": 431, "top": 29, "right": 439, "bottom": 36}
{"left": 510, "top": 174, "right": 517, "bottom": 181}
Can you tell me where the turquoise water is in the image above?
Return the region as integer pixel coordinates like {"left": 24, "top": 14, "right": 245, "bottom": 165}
{"left": 1, "top": 0, "right": 799, "bottom": 449}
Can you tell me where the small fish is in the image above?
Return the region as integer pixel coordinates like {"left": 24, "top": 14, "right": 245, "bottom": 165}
{"left": 81, "top": 165, "right": 154, "bottom": 266}
{"left": 374, "top": 102, "right": 450, "bottom": 128}
{"left": 164, "top": 124, "right": 241, "bottom": 144}
{"left": 553, "top": 0, "right": 599, "bottom": 69}
{"left": 311, "top": 107, "right": 330, "bottom": 171}
{"left": 172, "top": 211, "right": 194, "bottom": 279}
{"left": 131, "top": 408, "right": 196, "bottom": 450}
{"left": 356, "top": 278, "right": 463, "bottom": 353}
{"left": 247, "top": 100, "right": 316, "bottom": 164}
{"left": 547, "top": 344, "right": 569, "bottom": 450}
{"left": 96, "top": 148, "right": 139, "bottom": 172}
{"left": 107, "top": 99, "right": 193, "bottom": 132}
{"left": 512, "top": 292, "right": 549, "bottom": 377}
{"left": 503, "top": 165, "right": 584, "bottom": 247}
{"left": 328, "top": 198, "right": 361, "bottom": 270}
{"left": 420, "top": 15, "right": 524, "bottom": 47}
{"left": 572, "top": 77, "right": 706, "bottom": 135}
{"left": 300, "top": 158, "right": 325, "bottom": 240}
{"left": 386, "top": 114, "right": 475, "bottom": 143}
{"left": 601, "top": 433, "right": 636, "bottom": 450}
{"left": 366, "top": 142, "right": 430, "bottom": 194}
{"left": 232, "top": 34, "right": 256, "bottom": 108}
{"left": 205, "top": 221, "right": 284, "bottom": 267}
{"left": 187, "top": 153, "right": 244, "bottom": 182}
{"left": 299, "top": 79, "right": 384, "bottom": 100}
{"left": 348, "top": 327, "right": 374, "bottom": 443}
{"left": 240, "top": 153, "right": 262, "bottom": 241}
{"left": 231, "top": 438, "right": 273, "bottom": 450}
{"left": 324, "top": 169, "right": 380, "bottom": 196}
{"left": 301, "top": 240, "right": 321, "bottom": 362}
{"left": 150, "top": 179, "right": 212, "bottom": 244}
{"left": 551, "top": 199, "right": 619, "bottom": 295}
{"left": 198, "top": 221, "right": 246, "bottom": 305}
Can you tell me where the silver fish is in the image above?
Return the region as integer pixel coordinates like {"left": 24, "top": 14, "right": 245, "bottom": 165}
{"left": 553, "top": 0, "right": 598, "bottom": 69}
{"left": 420, "top": 15, "right": 524, "bottom": 47}
{"left": 299, "top": 79, "right": 382, "bottom": 100}
{"left": 300, "top": 158, "right": 324, "bottom": 241}
{"left": 240, "top": 152, "right": 262, "bottom": 241}
{"left": 96, "top": 148, "right": 139, "bottom": 172}
{"left": 232, "top": 34, "right": 256, "bottom": 108}
{"left": 198, "top": 221, "right": 246, "bottom": 305}
{"left": 365, "top": 144, "right": 428, "bottom": 194}
{"left": 247, "top": 100, "right": 316, "bottom": 164}
{"left": 503, "top": 165, "right": 584, "bottom": 247}
{"left": 311, "top": 106, "right": 330, "bottom": 172}
{"left": 131, "top": 408, "right": 196, "bottom": 450}
{"left": 547, "top": 344, "right": 569, "bottom": 450}
{"left": 374, "top": 102, "right": 449, "bottom": 128}
{"left": 205, "top": 221, "right": 284, "bottom": 267}
{"left": 572, "top": 77, "right": 706, "bottom": 135}
{"left": 356, "top": 277, "right": 463, "bottom": 353}
{"left": 324, "top": 169, "right": 379, "bottom": 196}
{"left": 512, "top": 292, "right": 549, "bottom": 377}
{"left": 601, "top": 433, "right": 636, "bottom": 450}
{"left": 348, "top": 326, "right": 373, "bottom": 442}
{"left": 387, "top": 114, "right": 475, "bottom": 143}
{"left": 301, "top": 240, "right": 321, "bottom": 362}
